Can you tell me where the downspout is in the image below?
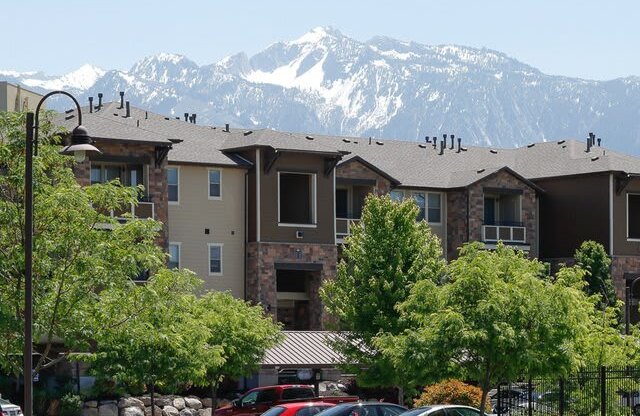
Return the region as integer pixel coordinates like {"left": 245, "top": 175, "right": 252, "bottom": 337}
{"left": 244, "top": 169, "right": 249, "bottom": 301}
{"left": 610, "top": 173, "right": 614, "bottom": 256}
{"left": 466, "top": 189, "right": 470, "bottom": 244}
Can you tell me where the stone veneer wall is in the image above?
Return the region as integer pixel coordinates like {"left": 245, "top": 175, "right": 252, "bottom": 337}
{"left": 446, "top": 190, "right": 468, "bottom": 260}
{"left": 73, "top": 141, "right": 169, "bottom": 249}
{"left": 336, "top": 160, "right": 392, "bottom": 195}
{"left": 612, "top": 255, "right": 640, "bottom": 298}
{"left": 246, "top": 242, "right": 338, "bottom": 329}
{"left": 82, "top": 396, "right": 214, "bottom": 416}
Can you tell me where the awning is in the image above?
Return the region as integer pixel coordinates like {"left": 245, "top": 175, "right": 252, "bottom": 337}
{"left": 262, "top": 331, "right": 355, "bottom": 369}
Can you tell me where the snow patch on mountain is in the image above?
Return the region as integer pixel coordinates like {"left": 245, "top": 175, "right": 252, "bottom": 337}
{"left": 20, "top": 64, "right": 105, "bottom": 90}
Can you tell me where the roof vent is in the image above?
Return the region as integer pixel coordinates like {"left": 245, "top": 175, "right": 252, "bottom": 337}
{"left": 305, "top": 135, "right": 314, "bottom": 140}
{"left": 88, "top": 97, "right": 94, "bottom": 113}
{"left": 418, "top": 143, "right": 427, "bottom": 149}
{"left": 591, "top": 156, "right": 600, "bottom": 161}
{"left": 225, "top": 123, "right": 230, "bottom": 132}
{"left": 597, "top": 138, "right": 602, "bottom": 147}
{"left": 192, "top": 113, "right": 197, "bottom": 124}
{"left": 145, "top": 111, "right": 148, "bottom": 120}
{"left": 432, "top": 137, "right": 437, "bottom": 150}
{"left": 457, "top": 137, "right": 462, "bottom": 153}
{"left": 119, "top": 91, "right": 125, "bottom": 109}
{"left": 557, "top": 140, "right": 566, "bottom": 145}
{"left": 376, "top": 141, "right": 383, "bottom": 145}
{"left": 184, "top": 113, "right": 189, "bottom": 122}
{"left": 353, "top": 141, "right": 358, "bottom": 144}
{"left": 125, "top": 101, "right": 130, "bottom": 118}
{"left": 136, "top": 120, "right": 140, "bottom": 127}
{"left": 243, "top": 130, "right": 253, "bottom": 136}
{"left": 450, "top": 134, "right": 455, "bottom": 150}
{"left": 97, "top": 93, "right": 103, "bottom": 110}
{"left": 477, "top": 168, "right": 486, "bottom": 173}
{"left": 342, "top": 138, "right": 351, "bottom": 143}
{"left": 490, "top": 149, "right": 498, "bottom": 154}
{"left": 369, "top": 137, "right": 372, "bottom": 145}
{"left": 164, "top": 117, "right": 170, "bottom": 120}
{"left": 527, "top": 143, "right": 535, "bottom": 148}
{"left": 439, "top": 140, "right": 445, "bottom": 155}
{"left": 425, "top": 136, "right": 431, "bottom": 143}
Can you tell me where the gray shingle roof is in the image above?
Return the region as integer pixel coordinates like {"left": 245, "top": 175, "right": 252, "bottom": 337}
{"left": 220, "top": 129, "right": 346, "bottom": 156}
{"left": 262, "top": 331, "right": 352, "bottom": 368}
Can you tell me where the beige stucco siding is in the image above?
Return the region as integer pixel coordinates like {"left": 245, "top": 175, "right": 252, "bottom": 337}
{"left": 168, "top": 164, "right": 246, "bottom": 297}
{"left": 0, "top": 82, "right": 43, "bottom": 112}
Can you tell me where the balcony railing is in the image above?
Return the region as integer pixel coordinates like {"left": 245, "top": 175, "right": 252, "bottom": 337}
{"left": 482, "top": 223, "right": 526, "bottom": 244}
{"left": 102, "top": 201, "right": 155, "bottom": 223}
{"left": 336, "top": 217, "right": 361, "bottom": 243}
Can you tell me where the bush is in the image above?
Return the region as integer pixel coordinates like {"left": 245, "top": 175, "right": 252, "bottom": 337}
{"left": 58, "top": 393, "right": 83, "bottom": 416}
{"left": 414, "top": 380, "right": 486, "bottom": 410}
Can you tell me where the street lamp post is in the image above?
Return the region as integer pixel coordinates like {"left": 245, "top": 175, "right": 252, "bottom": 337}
{"left": 24, "top": 91, "right": 99, "bottom": 416}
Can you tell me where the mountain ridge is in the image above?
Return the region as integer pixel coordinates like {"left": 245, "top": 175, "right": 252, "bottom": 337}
{"left": 2, "top": 26, "right": 640, "bottom": 154}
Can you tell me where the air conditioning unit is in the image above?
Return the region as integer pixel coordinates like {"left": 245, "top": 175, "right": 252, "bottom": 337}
{"left": 296, "top": 230, "right": 304, "bottom": 239}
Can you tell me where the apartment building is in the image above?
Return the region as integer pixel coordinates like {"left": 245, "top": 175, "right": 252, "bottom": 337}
{"left": 51, "top": 96, "right": 640, "bottom": 331}
{"left": 0, "top": 82, "right": 43, "bottom": 112}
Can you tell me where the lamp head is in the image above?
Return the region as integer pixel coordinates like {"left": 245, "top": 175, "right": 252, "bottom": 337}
{"left": 60, "top": 125, "right": 100, "bottom": 162}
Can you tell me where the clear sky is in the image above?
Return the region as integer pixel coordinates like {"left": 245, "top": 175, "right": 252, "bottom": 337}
{"left": 5, "top": 0, "right": 639, "bottom": 80}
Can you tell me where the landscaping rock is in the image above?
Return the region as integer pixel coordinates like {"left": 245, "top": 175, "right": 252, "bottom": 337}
{"left": 173, "top": 398, "right": 186, "bottom": 411}
{"left": 198, "top": 409, "right": 211, "bottom": 416}
{"left": 83, "top": 408, "right": 98, "bottom": 416}
{"left": 200, "top": 399, "right": 212, "bottom": 409}
{"left": 139, "top": 397, "right": 152, "bottom": 407}
{"left": 162, "top": 406, "right": 179, "bottom": 416}
{"left": 179, "top": 409, "right": 198, "bottom": 416}
{"left": 145, "top": 405, "right": 162, "bottom": 416}
{"left": 85, "top": 401, "right": 99, "bottom": 409}
{"left": 155, "top": 398, "right": 172, "bottom": 408}
{"left": 185, "top": 398, "right": 202, "bottom": 410}
{"left": 123, "top": 407, "right": 145, "bottom": 416}
{"left": 119, "top": 398, "right": 145, "bottom": 409}
{"left": 98, "top": 403, "right": 118, "bottom": 416}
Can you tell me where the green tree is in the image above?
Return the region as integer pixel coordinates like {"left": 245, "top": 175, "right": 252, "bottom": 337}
{"left": 574, "top": 241, "right": 617, "bottom": 309}
{"left": 376, "top": 243, "right": 595, "bottom": 414}
{"left": 0, "top": 111, "right": 164, "bottom": 379}
{"left": 85, "top": 270, "right": 207, "bottom": 401}
{"left": 320, "top": 194, "right": 445, "bottom": 402}
{"left": 190, "top": 292, "right": 282, "bottom": 407}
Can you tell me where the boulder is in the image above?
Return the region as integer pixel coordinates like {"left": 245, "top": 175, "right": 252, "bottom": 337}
{"left": 155, "top": 398, "right": 172, "bottom": 408}
{"left": 123, "top": 407, "right": 145, "bottom": 416}
{"left": 173, "top": 398, "right": 186, "bottom": 411}
{"left": 198, "top": 409, "right": 212, "bottom": 416}
{"left": 83, "top": 408, "right": 98, "bottom": 416}
{"left": 179, "top": 409, "right": 198, "bottom": 416}
{"left": 139, "top": 397, "right": 152, "bottom": 407}
{"left": 162, "top": 406, "right": 179, "bottom": 416}
{"left": 184, "top": 398, "right": 202, "bottom": 410}
{"left": 85, "top": 401, "right": 99, "bottom": 409}
{"left": 200, "top": 399, "right": 212, "bottom": 409}
{"left": 145, "top": 406, "right": 162, "bottom": 416}
{"left": 98, "top": 403, "right": 118, "bottom": 416}
{"left": 119, "top": 398, "right": 145, "bottom": 409}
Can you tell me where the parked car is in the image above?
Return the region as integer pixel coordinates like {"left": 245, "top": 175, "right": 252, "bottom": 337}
{"left": 314, "top": 402, "right": 406, "bottom": 416}
{"left": 0, "top": 397, "right": 23, "bottom": 416}
{"left": 215, "top": 385, "right": 359, "bottom": 416}
{"left": 398, "top": 405, "right": 488, "bottom": 416}
{"left": 261, "top": 402, "right": 336, "bottom": 416}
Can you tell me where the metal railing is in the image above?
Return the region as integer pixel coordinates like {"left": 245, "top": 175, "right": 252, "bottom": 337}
{"left": 99, "top": 201, "right": 155, "bottom": 223}
{"left": 336, "top": 217, "right": 361, "bottom": 243}
{"left": 495, "top": 366, "right": 640, "bottom": 416}
{"left": 482, "top": 224, "right": 527, "bottom": 244}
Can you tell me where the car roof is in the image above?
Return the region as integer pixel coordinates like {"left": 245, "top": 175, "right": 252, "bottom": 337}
{"left": 278, "top": 402, "right": 336, "bottom": 409}
{"left": 335, "top": 403, "right": 406, "bottom": 408}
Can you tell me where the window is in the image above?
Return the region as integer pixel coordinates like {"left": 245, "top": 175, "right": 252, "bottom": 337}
{"left": 281, "top": 388, "right": 315, "bottom": 400}
{"left": 240, "top": 391, "right": 258, "bottom": 407}
{"left": 390, "top": 190, "right": 404, "bottom": 202}
{"left": 167, "top": 167, "right": 179, "bottom": 203}
{"left": 446, "top": 408, "right": 480, "bottom": 416}
{"left": 628, "top": 194, "right": 640, "bottom": 240}
{"left": 427, "top": 193, "right": 442, "bottom": 223}
{"left": 208, "top": 243, "right": 223, "bottom": 275}
{"left": 256, "top": 389, "right": 278, "bottom": 404}
{"left": 168, "top": 243, "right": 180, "bottom": 269}
{"left": 90, "top": 163, "right": 143, "bottom": 187}
{"left": 278, "top": 172, "right": 317, "bottom": 226}
{"left": 208, "top": 169, "right": 221, "bottom": 199}
{"left": 413, "top": 193, "right": 426, "bottom": 220}
{"left": 262, "top": 408, "right": 286, "bottom": 416}
{"left": 378, "top": 406, "right": 406, "bottom": 416}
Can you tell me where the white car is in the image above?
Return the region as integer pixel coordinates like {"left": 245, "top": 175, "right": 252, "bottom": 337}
{"left": 399, "top": 405, "right": 494, "bottom": 416}
{"left": 0, "top": 397, "right": 24, "bottom": 416}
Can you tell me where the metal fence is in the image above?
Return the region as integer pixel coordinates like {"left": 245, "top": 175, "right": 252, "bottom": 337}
{"left": 495, "top": 367, "right": 640, "bottom": 416}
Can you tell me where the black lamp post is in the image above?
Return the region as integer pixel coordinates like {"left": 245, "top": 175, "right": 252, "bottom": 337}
{"left": 24, "top": 91, "right": 100, "bottom": 416}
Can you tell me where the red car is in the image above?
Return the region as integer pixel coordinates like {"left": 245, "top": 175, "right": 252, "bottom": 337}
{"left": 261, "top": 402, "right": 336, "bottom": 416}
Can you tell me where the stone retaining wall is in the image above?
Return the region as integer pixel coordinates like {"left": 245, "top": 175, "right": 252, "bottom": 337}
{"left": 82, "top": 396, "right": 214, "bottom": 416}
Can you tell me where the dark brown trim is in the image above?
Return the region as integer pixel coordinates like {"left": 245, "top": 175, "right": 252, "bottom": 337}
{"left": 166, "top": 160, "right": 251, "bottom": 169}
{"left": 274, "top": 262, "right": 323, "bottom": 271}
{"left": 92, "top": 136, "right": 173, "bottom": 146}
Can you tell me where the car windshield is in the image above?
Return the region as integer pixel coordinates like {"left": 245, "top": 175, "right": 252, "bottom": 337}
{"left": 262, "top": 407, "right": 286, "bottom": 416}
{"left": 296, "top": 406, "right": 333, "bottom": 416}
{"left": 399, "top": 408, "right": 432, "bottom": 416}
{"left": 316, "top": 404, "right": 354, "bottom": 416}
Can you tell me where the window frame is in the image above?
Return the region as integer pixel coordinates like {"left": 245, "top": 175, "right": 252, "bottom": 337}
{"left": 208, "top": 168, "right": 222, "bottom": 200}
{"left": 277, "top": 171, "right": 318, "bottom": 228}
{"left": 426, "top": 192, "right": 443, "bottom": 224}
{"left": 208, "top": 243, "right": 223, "bottom": 276}
{"left": 390, "top": 190, "right": 404, "bottom": 202}
{"left": 627, "top": 193, "right": 640, "bottom": 241}
{"left": 168, "top": 242, "right": 181, "bottom": 269}
{"left": 167, "top": 166, "right": 180, "bottom": 205}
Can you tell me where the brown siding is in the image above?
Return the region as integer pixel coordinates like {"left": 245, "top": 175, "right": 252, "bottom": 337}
{"left": 534, "top": 173, "right": 609, "bottom": 258}
{"left": 259, "top": 151, "right": 335, "bottom": 244}
{"left": 614, "top": 177, "right": 640, "bottom": 256}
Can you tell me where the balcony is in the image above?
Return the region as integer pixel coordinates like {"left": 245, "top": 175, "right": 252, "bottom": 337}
{"left": 336, "top": 217, "right": 361, "bottom": 243}
{"left": 482, "top": 222, "right": 526, "bottom": 244}
{"left": 97, "top": 201, "right": 154, "bottom": 227}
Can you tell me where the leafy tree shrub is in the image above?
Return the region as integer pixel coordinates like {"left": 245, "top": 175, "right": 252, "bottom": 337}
{"left": 574, "top": 241, "right": 617, "bottom": 309}
{"left": 58, "top": 393, "right": 83, "bottom": 416}
{"left": 414, "top": 380, "right": 486, "bottom": 410}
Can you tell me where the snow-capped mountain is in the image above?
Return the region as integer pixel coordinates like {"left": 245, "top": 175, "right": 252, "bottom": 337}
{"left": 3, "top": 26, "right": 640, "bottom": 154}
